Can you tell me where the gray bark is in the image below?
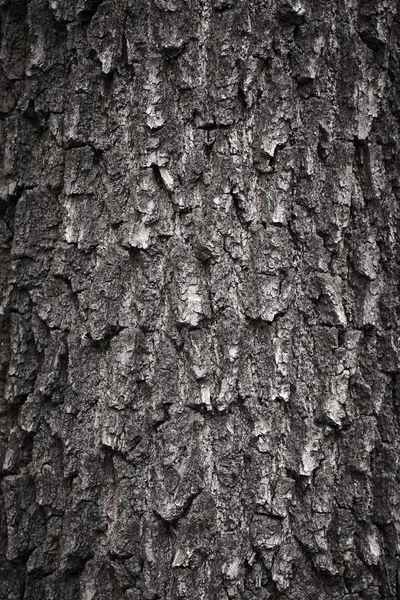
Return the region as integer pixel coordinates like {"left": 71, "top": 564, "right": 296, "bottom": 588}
{"left": 1, "top": 0, "right": 400, "bottom": 598}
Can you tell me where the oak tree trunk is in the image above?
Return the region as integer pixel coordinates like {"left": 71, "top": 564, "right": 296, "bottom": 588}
{"left": 1, "top": 0, "right": 400, "bottom": 598}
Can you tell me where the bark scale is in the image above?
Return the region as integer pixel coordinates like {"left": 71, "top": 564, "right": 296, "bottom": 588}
{"left": 1, "top": 0, "right": 400, "bottom": 598}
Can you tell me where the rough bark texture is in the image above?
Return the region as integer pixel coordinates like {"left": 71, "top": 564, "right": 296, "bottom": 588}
{"left": 1, "top": 0, "right": 400, "bottom": 598}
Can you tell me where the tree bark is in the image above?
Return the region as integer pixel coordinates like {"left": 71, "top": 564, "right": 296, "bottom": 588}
{"left": 1, "top": 0, "right": 400, "bottom": 598}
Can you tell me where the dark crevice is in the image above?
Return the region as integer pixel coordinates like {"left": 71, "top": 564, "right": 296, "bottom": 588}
{"left": 353, "top": 137, "right": 376, "bottom": 202}
{"left": 154, "top": 489, "right": 203, "bottom": 527}
{"left": 214, "top": 1, "right": 234, "bottom": 14}
{"left": 89, "top": 325, "right": 127, "bottom": 350}
{"left": 77, "top": 0, "right": 107, "bottom": 25}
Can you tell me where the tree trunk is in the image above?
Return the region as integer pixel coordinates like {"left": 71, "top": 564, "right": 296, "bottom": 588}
{"left": 1, "top": 0, "right": 400, "bottom": 598}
